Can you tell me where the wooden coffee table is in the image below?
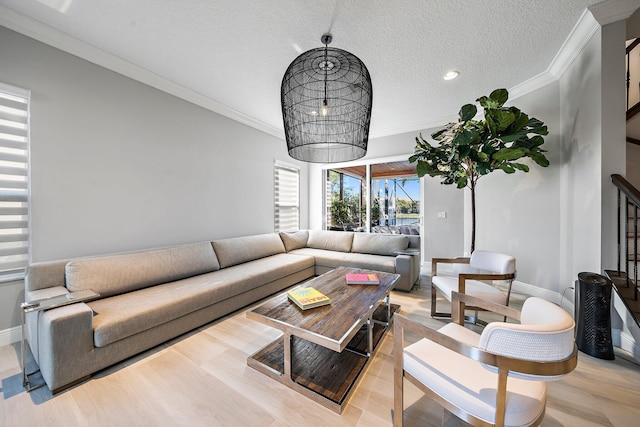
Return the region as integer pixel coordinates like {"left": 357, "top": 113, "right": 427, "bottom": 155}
{"left": 246, "top": 266, "right": 400, "bottom": 413}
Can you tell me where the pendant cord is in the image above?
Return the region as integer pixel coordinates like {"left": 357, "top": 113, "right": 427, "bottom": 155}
{"left": 323, "top": 43, "right": 328, "bottom": 107}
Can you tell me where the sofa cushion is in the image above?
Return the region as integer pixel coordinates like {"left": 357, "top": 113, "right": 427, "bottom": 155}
{"left": 307, "top": 230, "right": 353, "bottom": 253}
{"left": 65, "top": 242, "right": 220, "bottom": 298}
{"left": 351, "top": 233, "right": 409, "bottom": 256}
{"left": 279, "top": 230, "right": 309, "bottom": 252}
{"left": 88, "top": 253, "right": 314, "bottom": 347}
{"left": 212, "top": 233, "right": 286, "bottom": 269}
{"left": 290, "top": 248, "right": 396, "bottom": 273}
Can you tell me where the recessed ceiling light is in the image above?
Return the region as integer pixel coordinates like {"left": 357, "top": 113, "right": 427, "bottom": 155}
{"left": 443, "top": 71, "right": 460, "bottom": 80}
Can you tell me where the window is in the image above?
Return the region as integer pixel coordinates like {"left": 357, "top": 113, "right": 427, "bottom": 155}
{"left": 0, "top": 82, "right": 30, "bottom": 282}
{"left": 325, "top": 169, "right": 363, "bottom": 231}
{"left": 274, "top": 162, "right": 299, "bottom": 232}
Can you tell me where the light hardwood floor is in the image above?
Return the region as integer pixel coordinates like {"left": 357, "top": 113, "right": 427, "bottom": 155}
{"left": 1, "top": 281, "right": 640, "bottom": 426}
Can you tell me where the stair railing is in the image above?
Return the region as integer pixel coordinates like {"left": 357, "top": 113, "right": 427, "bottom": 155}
{"left": 612, "top": 174, "right": 640, "bottom": 300}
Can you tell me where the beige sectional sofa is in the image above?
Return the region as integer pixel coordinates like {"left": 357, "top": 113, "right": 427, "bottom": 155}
{"left": 24, "top": 230, "right": 420, "bottom": 392}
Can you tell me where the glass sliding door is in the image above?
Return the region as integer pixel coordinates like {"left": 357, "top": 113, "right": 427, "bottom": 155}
{"left": 370, "top": 176, "right": 420, "bottom": 234}
{"left": 323, "top": 159, "right": 420, "bottom": 235}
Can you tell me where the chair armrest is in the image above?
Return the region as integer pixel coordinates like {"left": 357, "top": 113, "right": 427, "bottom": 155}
{"left": 451, "top": 291, "right": 521, "bottom": 324}
{"left": 431, "top": 257, "right": 470, "bottom": 276}
{"left": 456, "top": 272, "right": 516, "bottom": 307}
{"left": 394, "top": 312, "right": 578, "bottom": 376}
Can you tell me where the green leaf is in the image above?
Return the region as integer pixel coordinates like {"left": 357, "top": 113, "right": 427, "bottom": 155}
{"left": 499, "top": 164, "right": 516, "bottom": 173}
{"left": 512, "top": 163, "right": 530, "bottom": 172}
{"left": 494, "top": 148, "right": 526, "bottom": 162}
{"left": 498, "top": 129, "right": 528, "bottom": 143}
{"left": 530, "top": 151, "right": 550, "bottom": 167}
{"left": 485, "top": 113, "right": 497, "bottom": 136}
{"left": 527, "top": 117, "right": 548, "bottom": 135}
{"left": 456, "top": 176, "right": 467, "bottom": 188}
{"left": 491, "top": 109, "right": 516, "bottom": 131}
{"left": 459, "top": 145, "right": 471, "bottom": 158}
{"left": 489, "top": 88, "right": 509, "bottom": 107}
{"left": 510, "top": 109, "right": 528, "bottom": 132}
{"left": 477, "top": 152, "right": 489, "bottom": 162}
{"left": 459, "top": 104, "right": 477, "bottom": 122}
{"left": 415, "top": 161, "right": 430, "bottom": 177}
{"left": 431, "top": 128, "right": 447, "bottom": 140}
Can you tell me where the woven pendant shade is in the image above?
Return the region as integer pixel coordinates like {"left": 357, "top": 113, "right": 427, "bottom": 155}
{"left": 281, "top": 38, "right": 372, "bottom": 163}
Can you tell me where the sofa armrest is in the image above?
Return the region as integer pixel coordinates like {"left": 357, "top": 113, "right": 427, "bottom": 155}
{"left": 36, "top": 303, "right": 94, "bottom": 391}
{"left": 394, "top": 254, "right": 419, "bottom": 292}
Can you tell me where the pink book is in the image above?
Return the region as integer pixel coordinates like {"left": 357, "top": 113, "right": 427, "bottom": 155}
{"left": 346, "top": 273, "right": 380, "bottom": 285}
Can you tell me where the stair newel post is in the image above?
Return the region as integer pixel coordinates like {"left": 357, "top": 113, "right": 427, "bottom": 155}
{"left": 618, "top": 188, "right": 622, "bottom": 275}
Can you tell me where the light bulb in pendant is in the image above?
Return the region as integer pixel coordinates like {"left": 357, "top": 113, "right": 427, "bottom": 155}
{"left": 322, "top": 99, "right": 328, "bottom": 116}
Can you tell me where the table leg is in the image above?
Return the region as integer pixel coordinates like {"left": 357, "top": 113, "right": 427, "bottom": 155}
{"left": 386, "top": 294, "right": 391, "bottom": 322}
{"left": 283, "top": 332, "right": 292, "bottom": 381}
{"left": 21, "top": 307, "right": 27, "bottom": 388}
{"left": 367, "top": 318, "right": 373, "bottom": 356}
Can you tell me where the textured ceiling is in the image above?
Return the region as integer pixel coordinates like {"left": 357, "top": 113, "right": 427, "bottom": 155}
{"left": 0, "top": 0, "right": 604, "bottom": 139}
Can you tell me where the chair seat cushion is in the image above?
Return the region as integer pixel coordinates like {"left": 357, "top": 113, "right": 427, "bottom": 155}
{"left": 431, "top": 276, "right": 507, "bottom": 305}
{"left": 403, "top": 323, "right": 546, "bottom": 427}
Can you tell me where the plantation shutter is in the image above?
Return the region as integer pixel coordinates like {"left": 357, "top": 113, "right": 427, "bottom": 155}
{"left": 0, "top": 82, "right": 29, "bottom": 282}
{"left": 274, "top": 162, "right": 299, "bottom": 232}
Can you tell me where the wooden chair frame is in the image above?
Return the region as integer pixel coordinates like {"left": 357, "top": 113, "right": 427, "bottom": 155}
{"left": 431, "top": 257, "right": 516, "bottom": 323}
{"left": 394, "top": 292, "right": 578, "bottom": 427}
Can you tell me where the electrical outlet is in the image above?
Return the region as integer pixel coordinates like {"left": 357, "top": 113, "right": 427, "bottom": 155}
{"left": 437, "top": 211, "right": 447, "bottom": 219}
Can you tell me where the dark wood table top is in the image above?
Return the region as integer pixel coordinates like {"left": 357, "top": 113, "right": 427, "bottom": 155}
{"left": 247, "top": 266, "right": 399, "bottom": 352}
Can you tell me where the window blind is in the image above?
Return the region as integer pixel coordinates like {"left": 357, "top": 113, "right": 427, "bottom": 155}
{"left": 0, "top": 83, "right": 29, "bottom": 282}
{"left": 274, "top": 163, "right": 299, "bottom": 232}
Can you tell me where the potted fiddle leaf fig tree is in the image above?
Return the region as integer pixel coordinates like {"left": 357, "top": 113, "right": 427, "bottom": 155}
{"left": 409, "top": 88, "right": 549, "bottom": 253}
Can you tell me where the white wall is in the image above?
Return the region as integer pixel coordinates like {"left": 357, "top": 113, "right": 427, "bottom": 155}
{"left": 601, "top": 21, "right": 627, "bottom": 272}
{"left": 558, "top": 23, "right": 604, "bottom": 296}
{"left": 556, "top": 18, "right": 626, "bottom": 296}
{"left": 0, "top": 26, "right": 309, "bottom": 331}
{"left": 471, "top": 82, "right": 563, "bottom": 293}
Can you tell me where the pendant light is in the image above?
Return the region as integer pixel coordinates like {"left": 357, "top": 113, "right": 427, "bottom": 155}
{"left": 281, "top": 34, "right": 373, "bottom": 163}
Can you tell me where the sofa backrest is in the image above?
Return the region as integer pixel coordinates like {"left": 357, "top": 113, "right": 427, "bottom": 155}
{"left": 307, "top": 230, "right": 353, "bottom": 252}
{"left": 351, "top": 233, "right": 409, "bottom": 256}
{"left": 212, "top": 233, "right": 286, "bottom": 268}
{"left": 65, "top": 242, "right": 219, "bottom": 298}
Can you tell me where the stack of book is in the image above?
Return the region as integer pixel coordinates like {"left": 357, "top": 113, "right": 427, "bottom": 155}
{"left": 287, "top": 287, "right": 331, "bottom": 310}
{"left": 345, "top": 273, "right": 380, "bottom": 285}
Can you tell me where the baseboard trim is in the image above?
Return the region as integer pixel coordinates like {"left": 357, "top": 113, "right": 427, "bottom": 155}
{"left": 618, "top": 331, "right": 640, "bottom": 360}
{"left": 0, "top": 325, "right": 21, "bottom": 346}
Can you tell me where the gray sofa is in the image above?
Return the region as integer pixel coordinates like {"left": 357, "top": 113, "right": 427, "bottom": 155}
{"left": 24, "top": 229, "right": 420, "bottom": 392}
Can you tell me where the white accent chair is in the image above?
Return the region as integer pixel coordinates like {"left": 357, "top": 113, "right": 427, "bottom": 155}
{"left": 393, "top": 292, "right": 578, "bottom": 427}
{"left": 431, "top": 250, "right": 516, "bottom": 323}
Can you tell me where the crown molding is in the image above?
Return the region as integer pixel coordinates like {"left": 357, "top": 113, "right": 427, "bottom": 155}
{"left": 1, "top": 2, "right": 636, "bottom": 141}
{"left": 589, "top": 0, "right": 640, "bottom": 25}
{"left": 508, "top": 8, "right": 602, "bottom": 99}
{"left": 547, "top": 9, "right": 601, "bottom": 80}
{"left": 0, "top": 5, "right": 284, "bottom": 139}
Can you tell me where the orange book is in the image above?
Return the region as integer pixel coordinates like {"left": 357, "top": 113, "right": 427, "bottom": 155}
{"left": 345, "top": 273, "right": 380, "bottom": 285}
{"left": 287, "top": 287, "right": 331, "bottom": 310}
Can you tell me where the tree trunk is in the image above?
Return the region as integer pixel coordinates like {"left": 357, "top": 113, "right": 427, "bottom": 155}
{"left": 470, "top": 180, "right": 476, "bottom": 254}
